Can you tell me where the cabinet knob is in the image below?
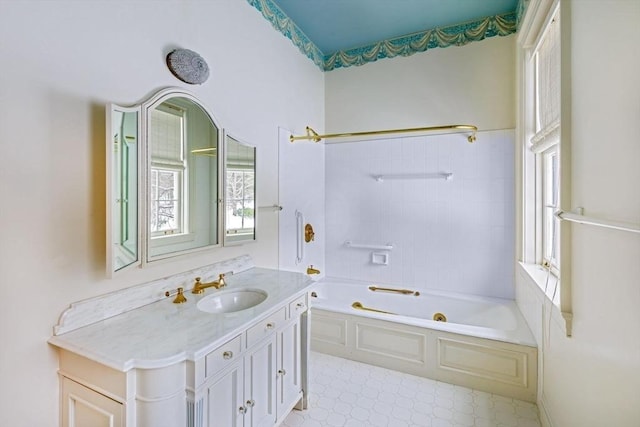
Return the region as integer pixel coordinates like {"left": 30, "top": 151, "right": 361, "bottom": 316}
{"left": 296, "top": 302, "right": 305, "bottom": 309}
{"left": 278, "top": 369, "right": 286, "bottom": 376}
{"left": 238, "top": 406, "right": 247, "bottom": 414}
{"left": 246, "top": 399, "right": 255, "bottom": 407}
{"left": 266, "top": 323, "right": 275, "bottom": 330}
{"left": 222, "top": 351, "right": 233, "bottom": 360}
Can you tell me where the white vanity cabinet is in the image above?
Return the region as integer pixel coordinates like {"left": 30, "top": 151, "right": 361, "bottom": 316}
{"left": 198, "top": 296, "right": 308, "bottom": 427}
{"left": 277, "top": 296, "right": 306, "bottom": 414}
{"left": 201, "top": 327, "right": 277, "bottom": 427}
{"left": 61, "top": 376, "right": 125, "bottom": 427}
{"left": 50, "top": 265, "right": 314, "bottom": 427}
{"left": 55, "top": 291, "right": 309, "bottom": 427}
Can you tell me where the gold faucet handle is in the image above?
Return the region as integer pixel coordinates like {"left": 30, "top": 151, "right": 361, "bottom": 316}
{"left": 218, "top": 273, "right": 226, "bottom": 287}
{"left": 165, "top": 287, "right": 187, "bottom": 304}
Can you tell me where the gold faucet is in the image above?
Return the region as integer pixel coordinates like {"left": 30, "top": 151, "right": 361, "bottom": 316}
{"left": 306, "top": 265, "right": 320, "bottom": 275}
{"left": 192, "top": 274, "right": 226, "bottom": 294}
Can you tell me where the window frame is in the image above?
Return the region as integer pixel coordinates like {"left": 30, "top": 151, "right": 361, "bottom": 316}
{"left": 541, "top": 144, "right": 560, "bottom": 273}
{"left": 148, "top": 103, "right": 189, "bottom": 241}
{"left": 518, "top": 0, "right": 573, "bottom": 330}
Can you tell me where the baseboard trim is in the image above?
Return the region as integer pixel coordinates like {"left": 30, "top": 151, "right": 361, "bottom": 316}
{"left": 538, "top": 395, "right": 554, "bottom": 427}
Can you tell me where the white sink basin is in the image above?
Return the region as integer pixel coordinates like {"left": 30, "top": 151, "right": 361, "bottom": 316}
{"left": 197, "top": 288, "right": 268, "bottom": 314}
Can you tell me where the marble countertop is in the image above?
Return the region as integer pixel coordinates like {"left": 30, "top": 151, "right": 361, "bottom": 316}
{"left": 49, "top": 268, "right": 314, "bottom": 372}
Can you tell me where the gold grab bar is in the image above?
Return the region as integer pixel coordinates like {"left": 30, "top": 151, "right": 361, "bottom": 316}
{"left": 368, "top": 286, "right": 420, "bottom": 296}
{"left": 352, "top": 301, "right": 395, "bottom": 315}
{"left": 289, "top": 125, "right": 477, "bottom": 143}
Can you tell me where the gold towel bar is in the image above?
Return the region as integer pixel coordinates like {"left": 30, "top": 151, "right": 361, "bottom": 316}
{"left": 290, "top": 125, "right": 477, "bottom": 143}
{"left": 368, "top": 286, "right": 420, "bottom": 296}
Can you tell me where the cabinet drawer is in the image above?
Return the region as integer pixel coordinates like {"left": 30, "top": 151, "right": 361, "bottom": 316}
{"left": 205, "top": 335, "right": 242, "bottom": 378}
{"left": 289, "top": 294, "right": 308, "bottom": 317}
{"left": 246, "top": 308, "right": 286, "bottom": 348}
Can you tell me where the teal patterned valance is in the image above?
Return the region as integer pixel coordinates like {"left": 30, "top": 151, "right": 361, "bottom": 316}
{"left": 247, "top": 0, "right": 325, "bottom": 69}
{"left": 516, "top": 0, "right": 531, "bottom": 29}
{"left": 324, "top": 13, "right": 517, "bottom": 71}
{"left": 247, "top": 0, "right": 517, "bottom": 72}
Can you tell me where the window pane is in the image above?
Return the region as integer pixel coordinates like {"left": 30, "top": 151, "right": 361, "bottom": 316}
{"left": 542, "top": 149, "right": 559, "bottom": 266}
{"left": 226, "top": 169, "right": 255, "bottom": 234}
{"left": 150, "top": 169, "right": 181, "bottom": 235}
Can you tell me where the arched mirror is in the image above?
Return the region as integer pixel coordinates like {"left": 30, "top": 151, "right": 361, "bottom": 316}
{"left": 224, "top": 135, "right": 256, "bottom": 245}
{"left": 106, "top": 88, "right": 222, "bottom": 276}
{"left": 145, "top": 92, "right": 221, "bottom": 260}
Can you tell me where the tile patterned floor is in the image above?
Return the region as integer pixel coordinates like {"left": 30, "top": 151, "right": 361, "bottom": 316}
{"left": 283, "top": 352, "right": 541, "bottom": 427}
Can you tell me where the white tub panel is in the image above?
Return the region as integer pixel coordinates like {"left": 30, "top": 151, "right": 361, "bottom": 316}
{"left": 434, "top": 334, "right": 536, "bottom": 401}
{"left": 310, "top": 309, "right": 537, "bottom": 402}
{"left": 354, "top": 321, "right": 426, "bottom": 365}
{"left": 310, "top": 311, "right": 347, "bottom": 347}
{"left": 437, "top": 338, "right": 524, "bottom": 385}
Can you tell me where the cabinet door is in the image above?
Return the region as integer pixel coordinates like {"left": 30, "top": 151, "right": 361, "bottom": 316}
{"left": 244, "top": 335, "right": 277, "bottom": 427}
{"left": 206, "top": 362, "right": 244, "bottom": 427}
{"left": 62, "top": 377, "right": 124, "bottom": 427}
{"left": 277, "top": 319, "right": 302, "bottom": 413}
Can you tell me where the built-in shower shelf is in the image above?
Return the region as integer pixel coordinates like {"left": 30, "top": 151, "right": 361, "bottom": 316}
{"left": 373, "top": 172, "right": 452, "bottom": 182}
{"left": 344, "top": 241, "right": 394, "bottom": 250}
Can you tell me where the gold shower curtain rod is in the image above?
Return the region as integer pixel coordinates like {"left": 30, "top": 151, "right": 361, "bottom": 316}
{"left": 289, "top": 124, "right": 478, "bottom": 143}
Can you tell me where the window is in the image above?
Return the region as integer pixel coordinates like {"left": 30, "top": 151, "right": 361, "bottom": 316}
{"left": 149, "top": 103, "right": 187, "bottom": 237}
{"left": 149, "top": 167, "right": 182, "bottom": 235}
{"left": 519, "top": 0, "right": 572, "bottom": 334}
{"left": 225, "top": 168, "right": 255, "bottom": 236}
{"left": 521, "top": 4, "right": 563, "bottom": 301}
{"left": 532, "top": 9, "right": 560, "bottom": 274}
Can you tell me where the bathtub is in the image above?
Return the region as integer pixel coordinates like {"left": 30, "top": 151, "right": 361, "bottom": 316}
{"left": 309, "top": 278, "right": 538, "bottom": 402}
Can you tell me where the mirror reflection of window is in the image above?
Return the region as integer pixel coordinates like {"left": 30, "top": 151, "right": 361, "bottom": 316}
{"left": 226, "top": 169, "right": 255, "bottom": 235}
{"left": 149, "top": 103, "right": 187, "bottom": 238}
{"left": 147, "top": 94, "right": 219, "bottom": 260}
{"left": 225, "top": 136, "right": 256, "bottom": 245}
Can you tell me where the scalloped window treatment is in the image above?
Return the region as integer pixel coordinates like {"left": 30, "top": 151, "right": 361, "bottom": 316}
{"left": 531, "top": 13, "right": 560, "bottom": 153}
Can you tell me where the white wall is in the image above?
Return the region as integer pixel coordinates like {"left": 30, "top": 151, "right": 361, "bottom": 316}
{"left": 278, "top": 128, "right": 326, "bottom": 276}
{"left": 325, "top": 130, "right": 515, "bottom": 299}
{"left": 0, "top": 1, "right": 324, "bottom": 425}
{"left": 325, "top": 35, "right": 516, "bottom": 133}
{"left": 515, "top": 1, "right": 640, "bottom": 426}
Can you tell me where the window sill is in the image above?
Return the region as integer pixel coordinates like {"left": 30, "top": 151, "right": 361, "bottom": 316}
{"left": 150, "top": 232, "right": 196, "bottom": 248}
{"left": 517, "top": 262, "right": 573, "bottom": 337}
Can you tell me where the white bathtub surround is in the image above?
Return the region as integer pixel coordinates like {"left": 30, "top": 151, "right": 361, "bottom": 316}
{"left": 310, "top": 278, "right": 537, "bottom": 402}
{"left": 284, "top": 351, "right": 541, "bottom": 427}
{"left": 325, "top": 129, "right": 515, "bottom": 299}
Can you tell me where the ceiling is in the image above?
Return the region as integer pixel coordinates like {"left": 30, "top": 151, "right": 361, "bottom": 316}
{"left": 270, "top": 0, "right": 518, "bottom": 55}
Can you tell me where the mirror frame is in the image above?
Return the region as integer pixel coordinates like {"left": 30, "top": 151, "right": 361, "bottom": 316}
{"left": 106, "top": 88, "right": 224, "bottom": 277}
{"left": 223, "top": 134, "right": 257, "bottom": 246}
